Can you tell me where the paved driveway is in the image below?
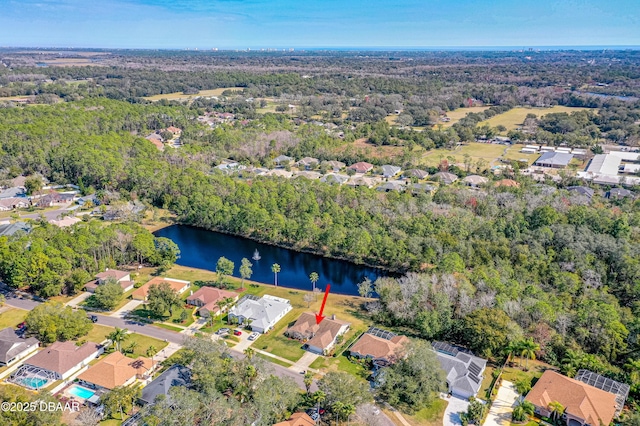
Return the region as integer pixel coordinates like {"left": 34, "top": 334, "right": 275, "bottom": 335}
{"left": 485, "top": 381, "right": 519, "bottom": 426}
{"left": 442, "top": 395, "right": 470, "bottom": 426}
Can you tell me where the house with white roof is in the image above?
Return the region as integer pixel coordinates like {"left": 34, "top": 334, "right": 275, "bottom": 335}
{"left": 228, "top": 295, "right": 292, "bottom": 333}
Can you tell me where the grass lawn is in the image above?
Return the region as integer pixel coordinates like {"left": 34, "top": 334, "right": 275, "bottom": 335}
{"left": 479, "top": 106, "right": 594, "bottom": 133}
{"left": 0, "top": 308, "right": 28, "bottom": 328}
{"left": 420, "top": 142, "right": 506, "bottom": 168}
{"left": 82, "top": 324, "right": 114, "bottom": 344}
{"left": 144, "top": 87, "right": 244, "bottom": 101}
{"left": 131, "top": 305, "right": 195, "bottom": 327}
{"left": 502, "top": 147, "right": 540, "bottom": 165}
{"left": 155, "top": 323, "right": 184, "bottom": 332}
{"left": 479, "top": 365, "right": 496, "bottom": 400}
{"left": 122, "top": 332, "right": 168, "bottom": 358}
{"left": 502, "top": 359, "right": 553, "bottom": 386}
{"left": 255, "top": 352, "right": 292, "bottom": 367}
{"left": 403, "top": 399, "right": 449, "bottom": 426}
{"left": 439, "top": 106, "right": 491, "bottom": 128}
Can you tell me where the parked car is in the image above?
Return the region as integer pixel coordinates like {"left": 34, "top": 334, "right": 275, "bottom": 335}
{"left": 248, "top": 332, "right": 259, "bottom": 341}
{"left": 88, "top": 315, "right": 98, "bottom": 323}
{"left": 233, "top": 329, "right": 242, "bottom": 336}
{"left": 305, "top": 410, "right": 320, "bottom": 421}
{"left": 17, "top": 322, "right": 26, "bottom": 329}
{"left": 216, "top": 328, "right": 230, "bottom": 335}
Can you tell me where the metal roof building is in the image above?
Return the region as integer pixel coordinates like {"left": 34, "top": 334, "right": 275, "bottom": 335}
{"left": 586, "top": 154, "right": 621, "bottom": 176}
{"left": 533, "top": 151, "right": 574, "bottom": 168}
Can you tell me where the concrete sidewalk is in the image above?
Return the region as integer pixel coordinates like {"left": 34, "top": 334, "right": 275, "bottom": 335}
{"left": 65, "top": 291, "right": 91, "bottom": 308}
{"left": 110, "top": 299, "right": 144, "bottom": 318}
{"left": 485, "top": 380, "right": 519, "bottom": 426}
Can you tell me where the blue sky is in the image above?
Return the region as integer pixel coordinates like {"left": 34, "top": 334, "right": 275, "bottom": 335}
{"left": 1, "top": 0, "right": 638, "bottom": 48}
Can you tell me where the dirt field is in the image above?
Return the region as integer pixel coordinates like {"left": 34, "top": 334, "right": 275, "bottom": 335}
{"left": 144, "top": 87, "right": 244, "bottom": 101}
{"left": 480, "top": 106, "right": 594, "bottom": 132}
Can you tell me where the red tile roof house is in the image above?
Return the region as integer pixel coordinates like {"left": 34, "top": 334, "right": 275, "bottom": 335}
{"left": 349, "top": 327, "right": 409, "bottom": 366}
{"left": 23, "top": 341, "right": 103, "bottom": 380}
{"left": 273, "top": 412, "right": 316, "bottom": 426}
{"left": 525, "top": 370, "right": 618, "bottom": 426}
{"left": 286, "top": 312, "right": 350, "bottom": 355}
{"left": 166, "top": 126, "right": 182, "bottom": 135}
{"left": 186, "top": 287, "right": 239, "bottom": 318}
{"left": 85, "top": 269, "right": 134, "bottom": 293}
{"left": 132, "top": 277, "right": 190, "bottom": 301}
{"left": 77, "top": 351, "right": 155, "bottom": 391}
{"left": 348, "top": 162, "right": 374, "bottom": 174}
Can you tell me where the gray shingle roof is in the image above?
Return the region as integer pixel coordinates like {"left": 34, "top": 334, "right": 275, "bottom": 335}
{"left": 139, "top": 364, "right": 191, "bottom": 405}
{"left": 0, "top": 328, "right": 38, "bottom": 364}
{"left": 433, "top": 341, "right": 486, "bottom": 397}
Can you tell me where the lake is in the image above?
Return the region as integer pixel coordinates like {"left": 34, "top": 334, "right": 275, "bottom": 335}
{"left": 153, "top": 225, "right": 388, "bottom": 296}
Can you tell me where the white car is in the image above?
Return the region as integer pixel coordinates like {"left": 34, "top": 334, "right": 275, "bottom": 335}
{"left": 248, "top": 332, "right": 260, "bottom": 341}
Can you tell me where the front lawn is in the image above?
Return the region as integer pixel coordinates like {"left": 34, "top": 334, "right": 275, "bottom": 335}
{"left": 122, "top": 332, "right": 168, "bottom": 358}
{"left": 502, "top": 359, "right": 552, "bottom": 385}
{"left": 131, "top": 305, "right": 195, "bottom": 327}
{"left": 82, "top": 324, "right": 114, "bottom": 344}
{"left": 0, "top": 308, "right": 28, "bottom": 329}
{"left": 399, "top": 398, "right": 449, "bottom": 426}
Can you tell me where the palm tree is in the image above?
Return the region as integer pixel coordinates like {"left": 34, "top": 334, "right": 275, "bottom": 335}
{"left": 146, "top": 345, "right": 156, "bottom": 358}
{"left": 548, "top": 401, "right": 565, "bottom": 425}
{"left": 108, "top": 327, "right": 129, "bottom": 353}
{"left": 561, "top": 349, "right": 582, "bottom": 377}
{"left": 244, "top": 347, "right": 255, "bottom": 361}
{"left": 504, "top": 340, "right": 520, "bottom": 366}
{"left": 309, "top": 272, "right": 319, "bottom": 292}
{"left": 303, "top": 371, "right": 314, "bottom": 395}
{"left": 520, "top": 338, "right": 540, "bottom": 370}
{"left": 271, "top": 263, "right": 281, "bottom": 286}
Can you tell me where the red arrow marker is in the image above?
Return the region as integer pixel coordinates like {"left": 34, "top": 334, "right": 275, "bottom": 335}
{"left": 315, "top": 284, "right": 331, "bottom": 324}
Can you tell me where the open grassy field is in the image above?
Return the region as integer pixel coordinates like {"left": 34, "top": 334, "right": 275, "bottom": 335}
{"left": 144, "top": 87, "right": 244, "bottom": 101}
{"left": 440, "top": 106, "right": 491, "bottom": 128}
{"left": 0, "top": 308, "right": 28, "bottom": 329}
{"left": 420, "top": 142, "right": 506, "bottom": 168}
{"left": 480, "top": 106, "right": 594, "bottom": 133}
{"left": 83, "top": 324, "right": 114, "bottom": 344}
{"left": 401, "top": 399, "right": 449, "bottom": 426}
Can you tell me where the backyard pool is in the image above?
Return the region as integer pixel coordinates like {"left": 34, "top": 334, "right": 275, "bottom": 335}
{"left": 20, "top": 377, "right": 48, "bottom": 389}
{"left": 67, "top": 385, "right": 96, "bottom": 400}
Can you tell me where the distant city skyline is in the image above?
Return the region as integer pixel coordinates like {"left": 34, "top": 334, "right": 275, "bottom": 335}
{"left": 1, "top": 0, "right": 639, "bottom": 49}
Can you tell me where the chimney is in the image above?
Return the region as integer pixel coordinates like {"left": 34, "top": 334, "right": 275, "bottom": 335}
{"left": 331, "top": 314, "right": 336, "bottom": 320}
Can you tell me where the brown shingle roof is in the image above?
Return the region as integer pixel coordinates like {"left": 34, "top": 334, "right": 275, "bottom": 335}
{"left": 525, "top": 371, "right": 617, "bottom": 426}
{"left": 350, "top": 333, "right": 408, "bottom": 361}
{"left": 132, "top": 277, "right": 190, "bottom": 299}
{"left": 186, "top": 287, "right": 237, "bottom": 313}
{"left": 26, "top": 341, "right": 100, "bottom": 376}
{"left": 287, "top": 312, "right": 350, "bottom": 351}
{"left": 77, "top": 351, "right": 153, "bottom": 389}
{"left": 273, "top": 412, "right": 316, "bottom": 426}
{"left": 95, "top": 269, "right": 129, "bottom": 281}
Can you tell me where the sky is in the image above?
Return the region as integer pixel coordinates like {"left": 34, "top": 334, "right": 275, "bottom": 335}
{"left": 0, "top": 0, "right": 639, "bottom": 49}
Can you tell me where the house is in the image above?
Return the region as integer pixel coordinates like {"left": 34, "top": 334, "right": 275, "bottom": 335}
{"left": 228, "top": 295, "right": 292, "bottom": 333}
{"left": 132, "top": 277, "right": 190, "bottom": 301}
{"left": 321, "top": 160, "right": 346, "bottom": 172}
{"left": 381, "top": 165, "right": 402, "bottom": 178}
{"left": 606, "top": 188, "right": 635, "bottom": 199}
{"left": 186, "top": 287, "right": 239, "bottom": 318}
{"left": 377, "top": 182, "right": 404, "bottom": 192}
{"left": 139, "top": 364, "right": 192, "bottom": 406}
{"left": 166, "top": 126, "right": 182, "bottom": 135}
{"left": 525, "top": 370, "right": 618, "bottom": 426}
{"left": 574, "top": 370, "right": 629, "bottom": 417}
{"left": 410, "top": 183, "right": 437, "bottom": 195}
{"left": 273, "top": 412, "right": 316, "bottom": 426}
{"left": 432, "top": 341, "right": 486, "bottom": 399}
{"left": 567, "top": 186, "right": 595, "bottom": 199}
{"left": 403, "top": 169, "right": 429, "bottom": 180}
{"left": 35, "top": 192, "right": 75, "bottom": 208}
{"left": 348, "top": 162, "right": 374, "bottom": 174}
{"left": 0, "top": 328, "right": 39, "bottom": 366}
{"left": 533, "top": 152, "right": 574, "bottom": 168}
{"left": 274, "top": 155, "right": 294, "bottom": 167}
{"left": 295, "top": 171, "right": 322, "bottom": 180}
{"left": 347, "top": 176, "right": 378, "bottom": 188}
{"left": 320, "top": 173, "right": 350, "bottom": 185}
{"left": 349, "top": 327, "right": 408, "bottom": 366}
{"left": 20, "top": 341, "right": 102, "bottom": 380}
{"left": 49, "top": 216, "right": 82, "bottom": 228}
{"left": 296, "top": 157, "right": 319, "bottom": 170}
{"left": 432, "top": 172, "right": 458, "bottom": 185}
{"left": 462, "top": 175, "right": 488, "bottom": 187}
{"left": 85, "top": 269, "right": 134, "bottom": 293}
{"left": 572, "top": 148, "right": 588, "bottom": 159}
{"left": 0, "top": 221, "right": 32, "bottom": 237}
{"left": 77, "top": 351, "right": 155, "bottom": 390}
{"left": 0, "top": 197, "right": 30, "bottom": 210}
{"left": 287, "top": 312, "right": 350, "bottom": 355}
{"left": 76, "top": 194, "right": 99, "bottom": 206}
{"left": 0, "top": 186, "right": 26, "bottom": 199}
{"left": 145, "top": 133, "right": 164, "bottom": 151}
{"left": 266, "top": 169, "right": 294, "bottom": 178}
{"left": 495, "top": 179, "right": 520, "bottom": 188}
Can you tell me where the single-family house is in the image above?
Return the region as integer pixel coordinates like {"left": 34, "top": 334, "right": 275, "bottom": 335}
{"left": 567, "top": 186, "right": 595, "bottom": 199}
{"left": 432, "top": 341, "right": 486, "bottom": 399}
{"left": 186, "top": 287, "right": 239, "bottom": 317}
{"left": 348, "top": 162, "right": 374, "bottom": 174}
{"left": 462, "top": 175, "right": 489, "bottom": 187}
{"left": 266, "top": 169, "right": 294, "bottom": 178}
{"left": 403, "top": 169, "right": 429, "bottom": 180}
{"left": 295, "top": 171, "right": 322, "bottom": 180}
{"left": 287, "top": 312, "right": 350, "bottom": 355}
{"left": 410, "top": 183, "right": 437, "bottom": 195}
{"left": 76, "top": 194, "right": 99, "bottom": 206}
{"left": 381, "top": 165, "right": 402, "bottom": 178}
{"left": 274, "top": 155, "right": 294, "bottom": 167}
{"left": 49, "top": 216, "right": 82, "bottom": 228}
{"left": 574, "top": 369, "right": 629, "bottom": 417}
{"left": 606, "top": 188, "right": 635, "bottom": 199}
{"left": 132, "top": 277, "right": 190, "bottom": 301}
{"left": 21, "top": 341, "right": 102, "bottom": 380}
{"left": 273, "top": 412, "right": 316, "bottom": 426}
{"left": 495, "top": 179, "right": 520, "bottom": 188}
{"left": 349, "top": 327, "right": 408, "bottom": 366}
{"left": 534, "top": 152, "right": 574, "bottom": 168}
{"left": 321, "top": 160, "right": 346, "bottom": 172}
{"left": 77, "top": 351, "right": 155, "bottom": 390}
{"left": 0, "top": 328, "right": 39, "bottom": 367}
{"left": 432, "top": 172, "right": 458, "bottom": 185}
{"left": 85, "top": 269, "right": 134, "bottom": 293}
{"left": 347, "top": 176, "right": 377, "bottom": 188}
{"left": 35, "top": 192, "right": 75, "bottom": 208}
{"left": 0, "top": 197, "right": 30, "bottom": 211}
{"left": 0, "top": 221, "right": 32, "bottom": 237}
{"left": 377, "top": 182, "right": 404, "bottom": 192}
{"left": 139, "top": 364, "right": 192, "bottom": 406}
{"left": 166, "top": 126, "right": 182, "bottom": 136}
{"left": 228, "top": 295, "right": 292, "bottom": 333}
{"left": 525, "top": 370, "right": 618, "bottom": 426}
{"left": 0, "top": 187, "right": 26, "bottom": 199}
{"left": 297, "top": 157, "right": 319, "bottom": 170}
{"left": 320, "top": 173, "right": 350, "bottom": 185}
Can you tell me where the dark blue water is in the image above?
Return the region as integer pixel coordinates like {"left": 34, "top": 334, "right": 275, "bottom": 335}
{"left": 154, "top": 225, "right": 387, "bottom": 296}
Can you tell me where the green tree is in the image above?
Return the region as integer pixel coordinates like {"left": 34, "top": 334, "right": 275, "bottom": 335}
{"left": 108, "top": 327, "right": 129, "bottom": 353}
{"left": 512, "top": 400, "right": 535, "bottom": 422}
{"left": 303, "top": 371, "right": 314, "bottom": 395}
{"left": 519, "top": 338, "right": 540, "bottom": 370}
{"left": 92, "top": 279, "right": 124, "bottom": 311}
{"left": 147, "top": 282, "right": 181, "bottom": 317}
{"left": 239, "top": 258, "right": 253, "bottom": 287}
{"left": 548, "top": 401, "right": 565, "bottom": 425}
{"left": 309, "top": 271, "right": 319, "bottom": 292}
{"left": 461, "top": 398, "right": 487, "bottom": 425}
{"left": 216, "top": 256, "right": 235, "bottom": 284}
{"left": 318, "top": 371, "right": 370, "bottom": 412}
{"left": 271, "top": 263, "right": 281, "bottom": 286}
{"left": 25, "top": 302, "right": 92, "bottom": 344}
{"left": 375, "top": 340, "right": 446, "bottom": 413}
{"left": 462, "top": 308, "right": 522, "bottom": 358}
{"left": 357, "top": 277, "right": 373, "bottom": 299}
{"left": 146, "top": 345, "right": 157, "bottom": 358}
{"left": 101, "top": 385, "right": 141, "bottom": 420}
{"left": 24, "top": 177, "right": 43, "bottom": 195}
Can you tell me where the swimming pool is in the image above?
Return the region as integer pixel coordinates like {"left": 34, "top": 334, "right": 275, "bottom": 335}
{"left": 20, "top": 377, "right": 48, "bottom": 389}
{"left": 67, "top": 385, "right": 96, "bottom": 400}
